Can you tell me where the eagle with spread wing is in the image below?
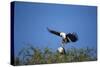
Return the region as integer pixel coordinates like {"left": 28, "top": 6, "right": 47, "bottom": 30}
{"left": 47, "top": 28, "right": 78, "bottom": 46}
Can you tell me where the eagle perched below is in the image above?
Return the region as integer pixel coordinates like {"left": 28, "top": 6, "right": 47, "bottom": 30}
{"left": 47, "top": 28, "right": 78, "bottom": 46}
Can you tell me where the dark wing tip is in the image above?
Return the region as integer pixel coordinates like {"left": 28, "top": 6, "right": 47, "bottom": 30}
{"left": 47, "top": 27, "right": 51, "bottom": 32}
{"left": 73, "top": 32, "right": 78, "bottom": 40}
{"left": 47, "top": 27, "right": 60, "bottom": 36}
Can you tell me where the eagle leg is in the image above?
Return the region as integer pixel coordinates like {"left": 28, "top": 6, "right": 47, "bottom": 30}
{"left": 61, "top": 39, "right": 65, "bottom": 47}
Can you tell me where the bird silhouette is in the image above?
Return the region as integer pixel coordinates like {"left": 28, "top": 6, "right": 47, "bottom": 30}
{"left": 47, "top": 28, "right": 78, "bottom": 46}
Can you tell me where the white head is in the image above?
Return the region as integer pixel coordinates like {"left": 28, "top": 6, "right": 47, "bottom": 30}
{"left": 60, "top": 32, "right": 66, "bottom": 39}
{"left": 57, "top": 47, "right": 64, "bottom": 53}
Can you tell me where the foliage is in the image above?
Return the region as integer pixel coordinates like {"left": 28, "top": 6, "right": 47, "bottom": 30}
{"left": 14, "top": 46, "right": 97, "bottom": 66}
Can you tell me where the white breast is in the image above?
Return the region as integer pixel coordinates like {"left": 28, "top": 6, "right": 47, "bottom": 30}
{"left": 57, "top": 47, "right": 64, "bottom": 53}
{"left": 60, "top": 32, "right": 66, "bottom": 38}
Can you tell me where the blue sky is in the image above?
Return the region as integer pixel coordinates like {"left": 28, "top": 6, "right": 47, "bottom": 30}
{"left": 14, "top": 2, "right": 97, "bottom": 56}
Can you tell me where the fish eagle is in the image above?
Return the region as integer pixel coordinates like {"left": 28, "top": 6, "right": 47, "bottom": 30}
{"left": 47, "top": 28, "right": 78, "bottom": 46}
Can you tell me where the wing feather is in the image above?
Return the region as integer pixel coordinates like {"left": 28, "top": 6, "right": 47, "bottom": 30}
{"left": 47, "top": 28, "right": 60, "bottom": 36}
{"left": 66, "top": 32, "right": 78, "bottom": 42}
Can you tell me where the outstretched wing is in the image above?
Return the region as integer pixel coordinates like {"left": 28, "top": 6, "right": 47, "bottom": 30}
{"left": 66, "top": 32, "right": 78, "bottom": 42}
{"left": 47, "top": 28, "right": 60, "bottom": 36}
